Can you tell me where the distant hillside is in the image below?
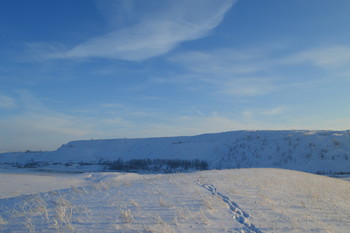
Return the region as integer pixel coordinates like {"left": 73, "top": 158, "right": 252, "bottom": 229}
{"left": 1, "top": 130, "right": 350, "bottom": 173}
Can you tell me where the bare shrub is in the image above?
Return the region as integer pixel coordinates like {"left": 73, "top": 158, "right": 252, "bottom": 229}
{"left": 159, "top": 197, "right": 167, "bottom": 207}
{"left": 130, "top": 199, "right": 140, "bottom": 208}
{"left": 24, "top": 217, "right": 35, "bottom": 233}
{"left": 0, "top": 215, "right": 7, "bottom": 225}
{"left": 120, "top": 209, "right": 134, "bottom": 223}
{"left": 54, "top": 196, "right": 74, "bottom": 231}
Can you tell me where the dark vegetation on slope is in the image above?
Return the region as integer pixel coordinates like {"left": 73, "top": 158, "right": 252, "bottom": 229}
{"left": 108, "top": 158, "right": 208, "bottom": 172}
{"left": 12, "top": 158, "right": 209, "bottom": 173}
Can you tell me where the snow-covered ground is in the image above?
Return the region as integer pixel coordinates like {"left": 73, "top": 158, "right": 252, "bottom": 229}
{"left": 1, "top": 130, "right": 350, "bottom": 174}
{"left": 1, "top": 168, "right": 349, "bottom": 232}
{"left": 0, "top": 169, "right": 90, "bottom": 199}
{"left": 1, "top": 130, "right": 349, "bottom": 231}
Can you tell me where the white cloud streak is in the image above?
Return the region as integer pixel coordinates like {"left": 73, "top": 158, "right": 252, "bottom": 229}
{"left": 170, "top": 49, "right": 269, "bottom": 75}
{"left": 61, "top": 0, "right": 235, "bottom": 60}
{"left": 167, "top": 48, "right": 279, "bottom": 97}
{"left": 283, "top": 45, "right": 350, "bottom": 68}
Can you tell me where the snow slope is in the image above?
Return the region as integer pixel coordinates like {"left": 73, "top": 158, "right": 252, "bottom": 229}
{"left": 1, "top": 130, "right": 350, "bottom": 173}
{"left": 0, "top": 168, "right": 349, "bottom": 232}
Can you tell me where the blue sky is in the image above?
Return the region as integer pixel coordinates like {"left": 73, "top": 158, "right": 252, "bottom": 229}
{"left": 1, "top": 0, "right": 350, "bottom": 152}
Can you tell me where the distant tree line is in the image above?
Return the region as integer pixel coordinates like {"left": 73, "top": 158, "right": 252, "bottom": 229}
{"left": 12, "top": 158, "right": 209, "bottom": 173}
{"left": 106, "top": 158, "right": 208, "bottom": 172}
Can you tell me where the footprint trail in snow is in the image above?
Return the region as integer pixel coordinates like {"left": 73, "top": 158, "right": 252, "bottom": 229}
{"left": 198, "top": 182, "right": 262, "bottom": 233}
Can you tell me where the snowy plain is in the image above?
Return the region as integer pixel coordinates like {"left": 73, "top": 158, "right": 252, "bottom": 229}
{"left": 0, "top": 169, "right": 350, "bottom": 232}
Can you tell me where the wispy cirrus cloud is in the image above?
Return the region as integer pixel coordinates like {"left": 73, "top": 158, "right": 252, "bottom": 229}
{"left": 169, "top": 49, "right": 269, "bottom": 76}
{"left": 281, "top": 45, "right": 350, "bottom": 81}
{"left": 283, "top": 45, "right": 350, "bottom": 68}
{"left": 165, "top": 43, "right": 350, "bottom": 98}
{"left": 45, "top": 0, "right": 235, "bottom": 61}
{"left": 166, "top": 48, "right": 279, "bottom": 97}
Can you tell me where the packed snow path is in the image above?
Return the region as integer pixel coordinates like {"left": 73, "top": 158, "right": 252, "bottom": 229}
{"left": 199, "top": 182, "right": 262, "bottom": 233}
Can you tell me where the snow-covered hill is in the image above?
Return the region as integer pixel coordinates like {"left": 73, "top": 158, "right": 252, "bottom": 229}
{"left": 1, "top": 130, "right": 350, "bottom": 173}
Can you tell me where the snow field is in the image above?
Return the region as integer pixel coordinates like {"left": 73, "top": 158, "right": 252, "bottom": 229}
{"left": 197, "top": 169, "right": 350, "bottom": 232}
{"left": 0, "top": 170, "right": 90, "bottom": 199}
{"left": 0, "top": 172, "right": 236, "bottom": 232}
{"left": 0, "top": 168, "right": 350, "bottom": 232}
